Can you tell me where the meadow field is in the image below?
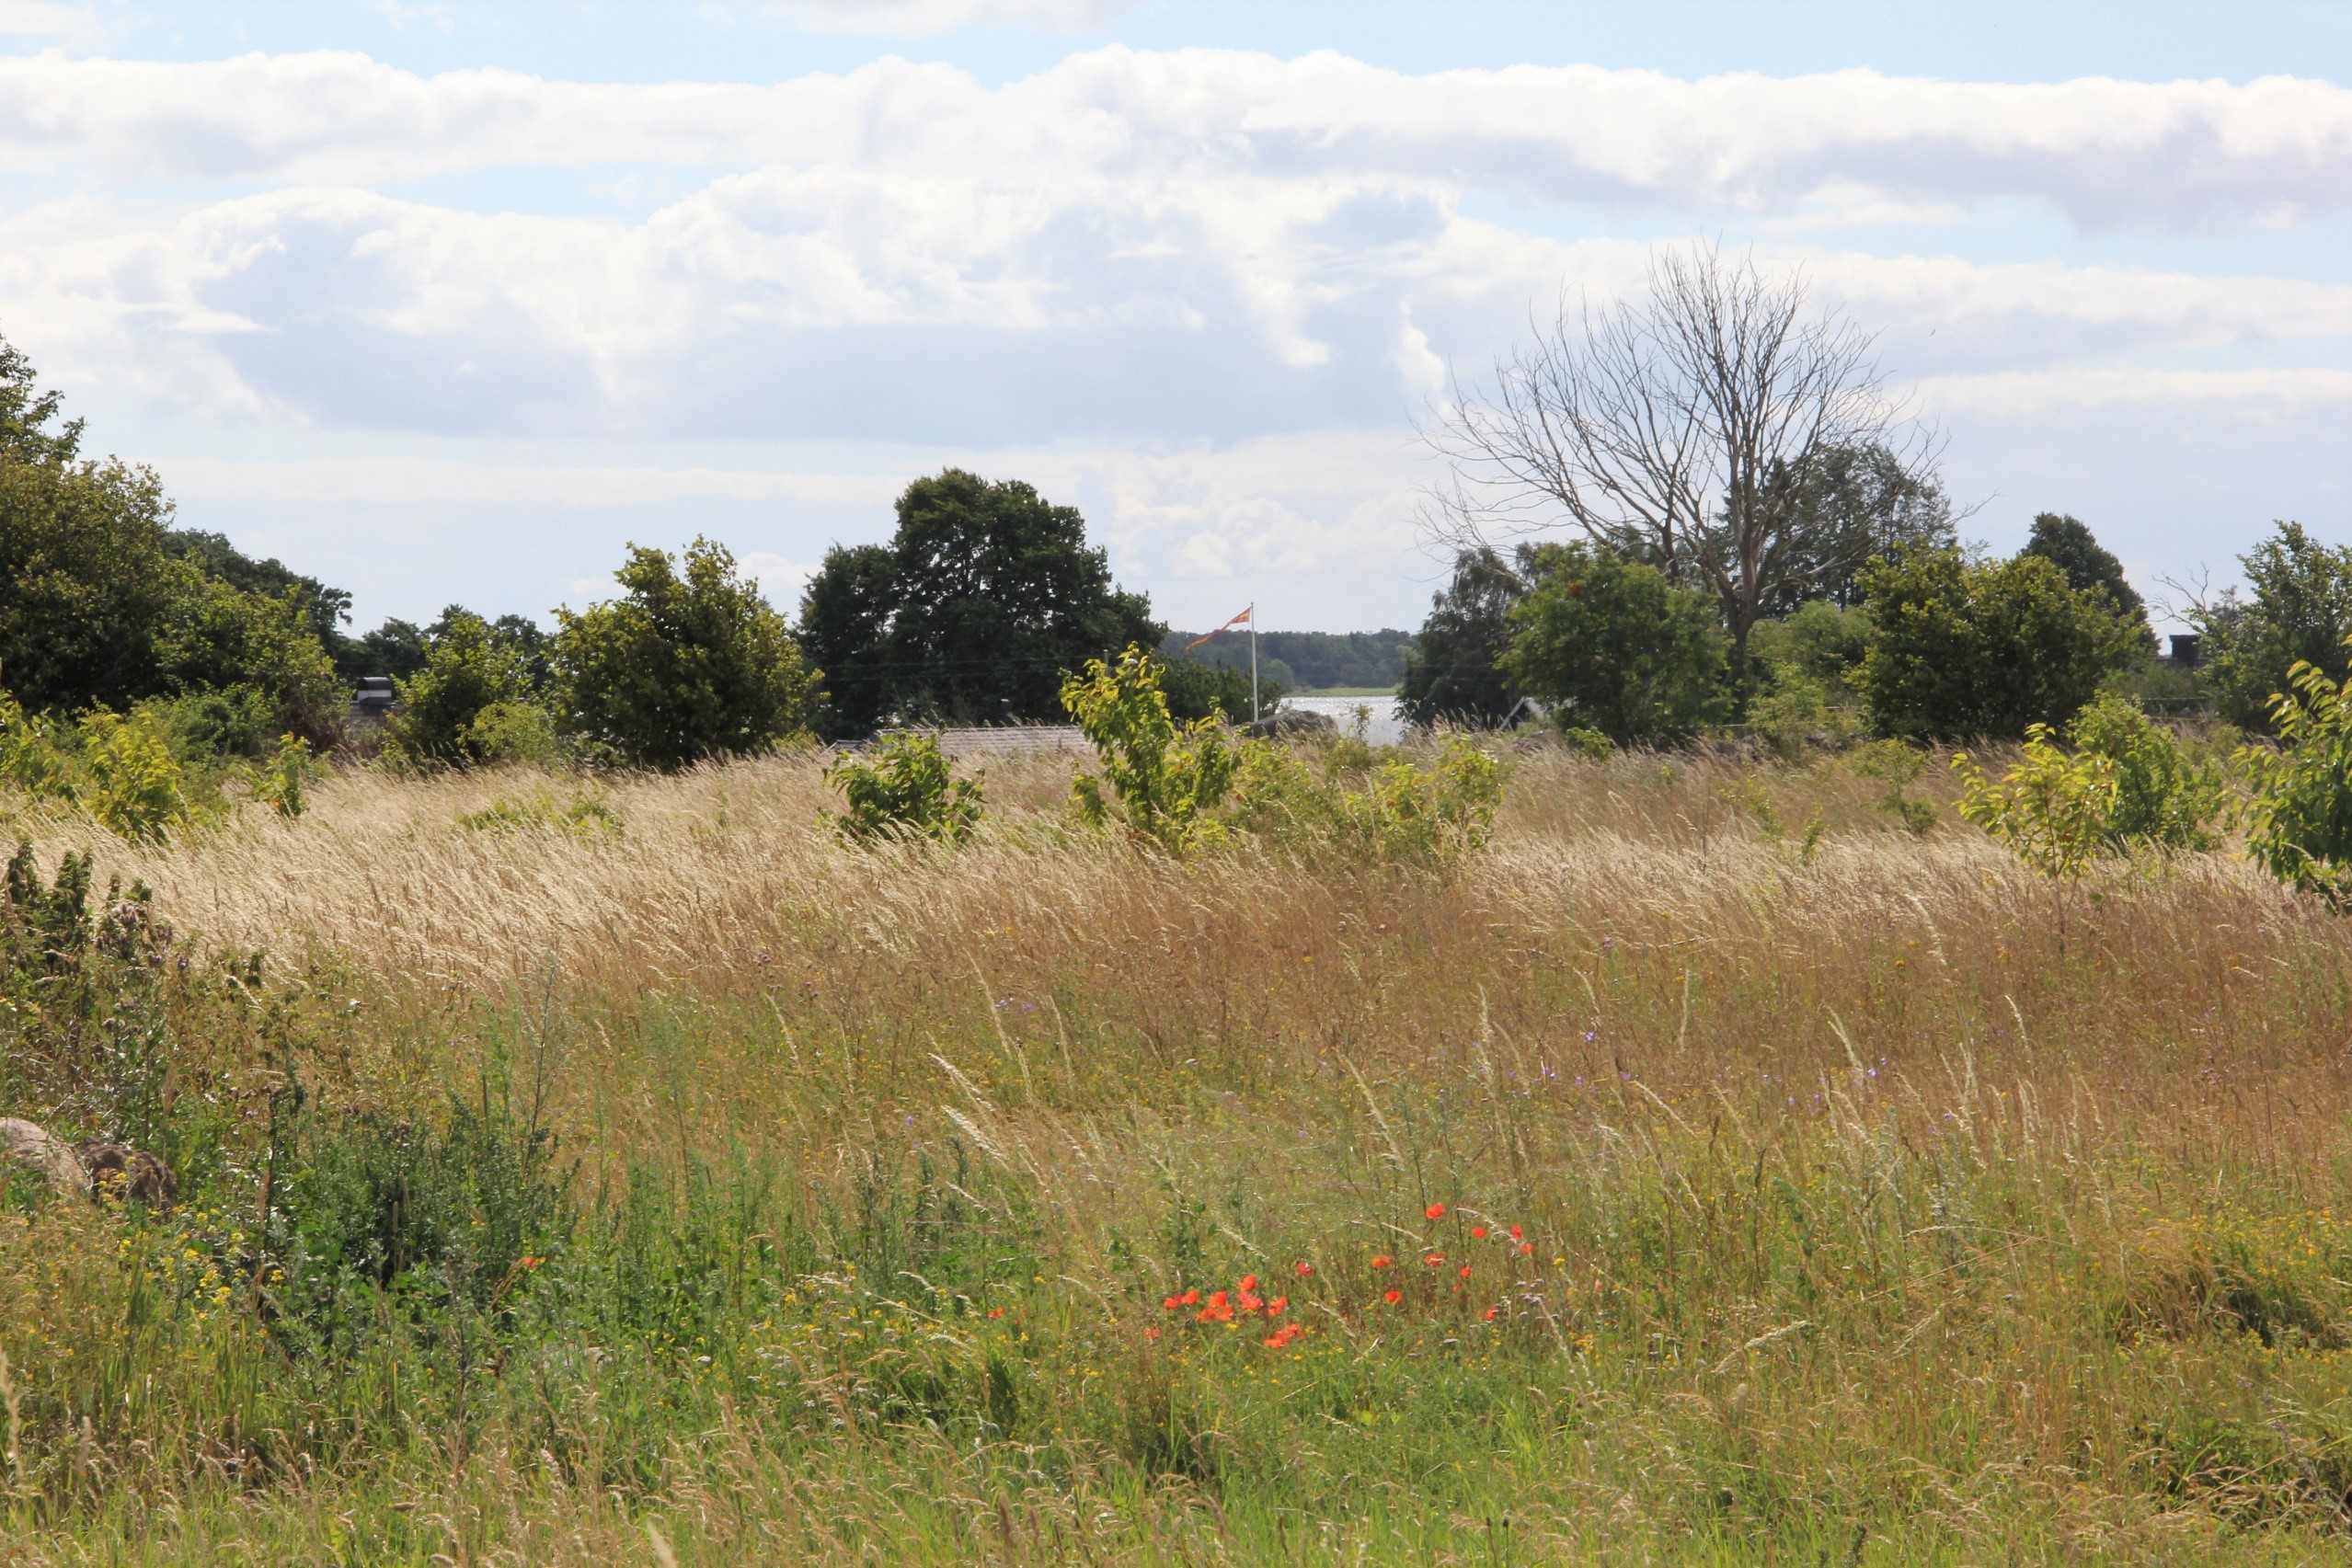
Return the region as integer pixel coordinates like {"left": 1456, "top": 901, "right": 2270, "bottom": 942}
{"left": 2, "top": 738, "right": 2350, "bottom": 1564}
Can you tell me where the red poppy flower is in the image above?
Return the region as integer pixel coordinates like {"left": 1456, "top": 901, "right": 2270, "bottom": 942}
{"left": 1238, "top": 1291, "right": 1264, "bottom": 1313}
{"left": 1458, "top": 1264, "right": 1473, "bottom": 1279}
{"left": 1383, "top": 1288, "right": 1402, "bottom": 1305}
{"left": 1471, "top": 1225, "right": 1488, "bottom": 1239}
{"left": 1162, "top": 1294, "right": 1183, "bottom": 1310}
{"left": 1425, "top": 1203, "right": 1446, "bottom": 1220}
{"left": 1268, "top": 1296, "right": 1287, "bottom": 1314}
{"left": 1484, "top": 1306, "right": 1499, "bottom": 1322}
{"left": 1295, "top": 1261, "right": 1314, "bottom": 1277}
{"left": 1371, "top": 1254, "right": 1393, "bottom": 1269}
{"left": 1509, "top": 1225, "right": 1523, "bottom": 1242}
{"left": 987, "top": 1307, "right": 1004, "bottom": 1319}
{"left": 1518, "top": 1242, "right": 1534, "bottom": 1255}
{"left": 1424, "top": 1253, "right": 1444, "bottom": 1267}
{"left": 1239, "top": 1273, "right": 1258, "bottom": 1293}
{"left": 1179, "top": 1288, "right": 1200, "bottom": 1305}
{"left": 1144, "top": 1325, "right": 1162, "bottom": 1339}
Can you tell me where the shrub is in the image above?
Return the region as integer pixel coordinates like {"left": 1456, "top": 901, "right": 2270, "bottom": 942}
{"left": 1954, "top": 699, "right": 2232, "bottom": 877}
{"left": 1343, "top": 739, "right": 1508, "bottom": 861}
{"left": 1228, "top": 736, "right": 1507, "bottom": 863}
{"left": 1499, "top": 543, "right": 1727, "bottom": 744}
{"left": 463, "top": 698, "right": 564, "bottom": 767}
{"left": 79, "top": 709, "right": 209, "bottom": 841}
{"left": 0, "top": 693, "right": 212, "bottom": 841}
{"left": 240, "top": 732, "right": 317, "bottom": 819}
{"left": 1849, "top": 739, "right": 1937, "bottom": 835}
{"left": 384, "top": 612, "right": 543, "bottom": 768}
{"left": 557, "top": 538, "right": 819, "bottom": 770}
{"left": 2067, "top": 694, "right": 2230, "bottom": 852}
{"left": 460, "top": 789, "right": 621, "bottom": 841}
{"left": 1062, "top": 647, "right": 1241, "bottom": 854}
{"left": 140, "top": 683, "right": 283, "bottom": 761}
{"left": 1745, "top": 669, "right": 1862, "bottom": 761}
{"left": 153, "top": 572, "right": 342, "bottom": 746}
{"left": 1953, "top": 729, "right": 2118, "bottom": 882}
{"left": 1745, "top": 601, "right": 1869, "bottom": 757}
{"left": 2238, "top": 652, "right": 2352, "bottom": 906}
{"left": 1855, "top": 545, "right": 2141, "bottom": 740}
{"left": 1159, "top": 658, "right": 1281, "bottom": 725}
{"left": 826, "top": 732, "right": 984, "bottom": 846}
{"left": 1555, "top": 724, "right": 1614, "bottom": 762}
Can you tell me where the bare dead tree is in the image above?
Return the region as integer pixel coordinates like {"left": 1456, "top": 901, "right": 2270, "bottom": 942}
{"left": 1422, "top": 243, "right": 1940, "bottom": 673}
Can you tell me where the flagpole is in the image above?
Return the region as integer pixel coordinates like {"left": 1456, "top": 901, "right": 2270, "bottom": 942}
{"left": 1250, "top": 605, "right": 1259, "bottom": 724}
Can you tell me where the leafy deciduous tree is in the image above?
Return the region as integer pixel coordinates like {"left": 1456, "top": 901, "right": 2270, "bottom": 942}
{"left": 2022, "top": 513, "right": 2150, "bottom": 637}
{"left": 556, "top": 538, "right": 819, "bottom": 770}
{"left": 1499, "top": 542, "right": 1727, "bottom": 745}
{"left": 384, "top": 612, "right": 543, "bottom": 767}
{"left": 797, "top": 471, "right": 1159, "bottom": 737}
{"left": 1061, "top": 647, "right": 1240, "bottom": 854}
{"left": 2240, "top": 649, "right": 2352, "bottom": 906}
{"left": 1854, "top": 545, "right": 2141, "bottom": 740}
{"left": 1396, "top": 546, "right": 1530, "bottom": 729}
{"left": 2190, "top": 522, "right": 2352, "bottom": 733}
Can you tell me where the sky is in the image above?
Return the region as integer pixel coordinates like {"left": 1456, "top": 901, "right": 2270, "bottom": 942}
{"left": 0, "top": 1, "right": 2346, "bottom": 637}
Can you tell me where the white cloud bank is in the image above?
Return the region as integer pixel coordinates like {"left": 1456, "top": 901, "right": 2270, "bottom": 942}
{"left": 0, "top": 51, "right": 2342, "bottom": 227}
{"left": 0, "top": 44, "right": 2341, "bottom": 624}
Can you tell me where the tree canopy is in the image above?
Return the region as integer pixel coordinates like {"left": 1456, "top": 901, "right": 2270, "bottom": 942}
{"left": 1500, "top": 543, "right": 1727, "bottom": 744}
{"left": 2022, "top": 512, "right": 2150, "bottom": 635}
{"left": 2192, "top": 521, "right": 2352, "bottom": 732}
{"left": 797, "top": 470, "right": 1160, "bottom": 738}
{"left": 1427, "top": 243, "right": 1940, "bottom": 675}
{"left": 556, "top": 537, "right": 820, "bottom": 770}
{"left": 1854, "top": 544, "right": 2143, "bottom": 740}
{"left": 1397, "top": 546, "right": 1530, "bottom": 729}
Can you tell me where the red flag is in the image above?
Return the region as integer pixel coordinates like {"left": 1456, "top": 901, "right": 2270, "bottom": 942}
{"left": 1185, "top": 605, "right": 1252, "bottom": 653}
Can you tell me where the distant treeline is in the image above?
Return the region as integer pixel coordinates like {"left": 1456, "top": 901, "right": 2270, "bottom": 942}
{"left": 1161, "top": 629, "right": 1414, "bottom": 692}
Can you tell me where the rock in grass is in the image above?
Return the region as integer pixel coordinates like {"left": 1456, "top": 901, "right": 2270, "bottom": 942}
{"left": 1, "top": 1116, "right": 90, "bottom": 1198}
{"left": 0, "top": 1117, "right": 175, "bottom": 1205}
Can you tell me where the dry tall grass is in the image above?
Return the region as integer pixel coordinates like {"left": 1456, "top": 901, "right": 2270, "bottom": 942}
{"left": 5, "top": 741, "right": 2350, "bottom": 1563}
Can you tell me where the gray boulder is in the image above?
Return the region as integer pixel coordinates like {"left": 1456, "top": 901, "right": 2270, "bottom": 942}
{"left": 1, "top": 1116, "right": 88, "bottom": 1198}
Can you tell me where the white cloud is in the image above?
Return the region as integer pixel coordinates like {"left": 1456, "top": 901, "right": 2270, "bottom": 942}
{"left": 156, "top": 456, "right": 905, "bottom": 508}
{"left": 1910, "top": 366, "right": 2352, "bottom": 418}
{"left": 757, "top": 0, "right": 1139, "bottom": 35}
{"left": 6, "top": 175, "right": 2335, "bottom": 449}
{"left": 0, "top": 51, "right": 2341, "bottom": 233}
{"left": 738, "top": 549, "right": 819, "bottom": 602}
{"left": 0, "top": 42, "right": 2337, "bottom": 631}
{"left": 0, "top": 0, "right": 105, "bottom": 39}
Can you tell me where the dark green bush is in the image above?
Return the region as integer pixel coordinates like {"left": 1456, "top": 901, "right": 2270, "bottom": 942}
{"left": 1500, "top": 542, "right": 1727, "bottom": 744}
{"left": 1855, "top": 544, "right": 2141, "bottom": 740}
{"left": 556, "top": 537, "right": 819, "bottom": 769}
